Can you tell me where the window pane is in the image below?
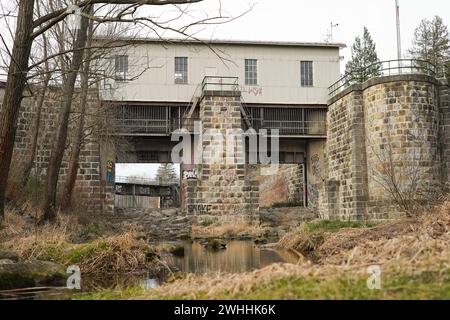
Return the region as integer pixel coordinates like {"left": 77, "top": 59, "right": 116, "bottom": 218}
{"left": 115, "top": 55, "right": 128, "bottom": 81}
{"left": 301, "top": 61, "right": 313, "bottom": 87}
{"left": 245, "top": 59, "right": 257, "bottom": 85}
{"left": 175, "top": 57, "right": 188, "bottom": 84}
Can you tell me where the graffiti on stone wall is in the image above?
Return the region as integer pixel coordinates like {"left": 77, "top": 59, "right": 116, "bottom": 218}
{"left": 183, "top": 169, "right": 198, "bottom": 180}
{"left": 311, "top": 154, "right": 320, "bottom": 177}
{"left": 309, "top": 154, "right": 322, "bottom": 208}
{"left": 188, "top": 204, "right": 212, "bottom": 214}
{"left": 106, "top": 158, "right": 114, "bottom": 183}
{"left": 307, "top": 182, "right": 319, "bottom": 209}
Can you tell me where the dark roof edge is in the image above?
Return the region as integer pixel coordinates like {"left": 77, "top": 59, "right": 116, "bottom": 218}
{"left": 93, "top": 37, "right": 346, "bottom": 49}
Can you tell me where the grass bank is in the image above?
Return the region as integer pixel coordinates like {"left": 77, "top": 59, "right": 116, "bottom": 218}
{"left": 75, "top": 265, "right": 450, "bottom": 300}
{"left": 0, "top": 206, "right": 162, "bottom": 275}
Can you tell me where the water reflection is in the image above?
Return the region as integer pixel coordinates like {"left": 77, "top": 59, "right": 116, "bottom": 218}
{"left": 141, "top": 278, "right": 159, "bottom": 289}
{"left": 166, "top": 240, "right": 298, "bottom": 274}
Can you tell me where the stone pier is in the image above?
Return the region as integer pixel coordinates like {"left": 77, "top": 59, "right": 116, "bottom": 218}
{"left": 184, "top": 89, "right": 259, "bottom": 223}
{"left": 322, "top": 74, "right": 449, "bottom": 220}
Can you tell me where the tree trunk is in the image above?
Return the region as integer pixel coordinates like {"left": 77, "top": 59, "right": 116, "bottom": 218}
{"left": 21, "top": 74, "right": 51, "bottom": 187}
{"left": 41, "top": 6, "right": 91, "bottom": 222}
{"left": 21, "top": 1, "right": 51, "bottom": 188}
{"left": 61, "top": 20, "right": 93, "bottom": 211}
{"left": 0, "top": 0, "right": 36, "bottom": 221}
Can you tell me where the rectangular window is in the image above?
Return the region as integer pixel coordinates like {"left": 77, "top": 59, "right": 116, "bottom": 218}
{"left": 245, "top": 59, "right": 258, "bottom": 85}
{"left": 301, "top": 61, "right": 314, "bottom": 87}
{"left": 175, "top": 57, "right": 188, "bottom": 84}
{"left": 115, "top": 55, "right": 128, "bottom": 81}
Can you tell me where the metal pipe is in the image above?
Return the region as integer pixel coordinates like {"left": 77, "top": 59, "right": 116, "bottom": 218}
{"left": 396, "top": 0, "right": 402, "bottom": 61}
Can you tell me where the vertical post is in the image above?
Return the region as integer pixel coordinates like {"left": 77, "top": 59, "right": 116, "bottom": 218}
{"left": 302, "top": 162, "right": 308, "bottom": 208}
{"left": 396, "top": 0, "right": 402, "bottom": 62}
{"left": 166, "top": 106, "right": 169, "bottom": 134}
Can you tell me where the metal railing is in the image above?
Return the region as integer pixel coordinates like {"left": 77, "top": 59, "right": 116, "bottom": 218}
{"left": 257, "top": 120, "right": 326, "bottom": 136}
{"left": 201, "top": 76, "right": 239, "bottom": 92}
{"left": 328, "top": 59, "right": 437, "bottom": 98}
{"left": 182, "top": 82, "right": 202, "bottom": 120}
{"left": 113, "top": 119, "right": 172, "bottom": 135}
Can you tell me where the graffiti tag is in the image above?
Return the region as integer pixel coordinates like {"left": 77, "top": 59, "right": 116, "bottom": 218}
{"left": 183, "top": 169, "right": 198, "bottom": 180}
{"left": 188, "top": 204, "right": 212, "bottom": 214}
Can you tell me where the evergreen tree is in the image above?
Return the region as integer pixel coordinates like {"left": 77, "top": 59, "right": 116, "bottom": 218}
{"left": 345, "top": 27, "right": 381, "bottom": 83}
{"left": 409, "top": 16, "right": 450, "bottom": 75}
{"left": 156, "top": 164, "right": 178, "bottom": 182}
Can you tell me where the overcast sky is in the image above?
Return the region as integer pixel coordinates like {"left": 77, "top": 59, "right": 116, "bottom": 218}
{"left": 116, "top": 163, "right": 180, "bottom": 179}
{"left": 1, "top": 0, "right": 448, "bottom": 71}
{"left": 174, "top": 0, "right": 450, "bottom": 65}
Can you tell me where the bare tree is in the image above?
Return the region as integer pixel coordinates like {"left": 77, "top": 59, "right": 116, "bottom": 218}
{"left": 41, "top": 4, "right": 93, "bottom": 222}
{"left": 0, "top": 0, "right": 249, "bottom": 222}
{"left": 0, "top": 0, "right": 35, "bottom": 221}
{"left": 21, "top": 0, "right": 53, "bottom": 187}
{"left": 60, "top": 15, "right": 94, "bottom": 211}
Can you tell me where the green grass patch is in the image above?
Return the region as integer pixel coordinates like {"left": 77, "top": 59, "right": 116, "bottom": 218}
{"left": 305, "top": 220, "right": 374, "bottom": 234}
{"left": 64, "top": 240, "right": 110, "bottom": 265}
{"left": 77, "top": 269, "right": 450, "bottom": 300}
{"left": 74, "top": 286, "right": 146, "bottom": 300}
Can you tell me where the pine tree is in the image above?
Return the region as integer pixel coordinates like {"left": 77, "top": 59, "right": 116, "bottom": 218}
{"left": 345, "top": 27, "right": 381, "bottom": 83}
{"left": 156, "top": 164, "right": 178, "bottom": 182}
{"left": 409, "top": 16, "right": 450, "bottom": 75}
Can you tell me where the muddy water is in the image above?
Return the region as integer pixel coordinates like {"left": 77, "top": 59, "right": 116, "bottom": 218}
{"left": 166, "top": 240, "right": 298, "bottom": 274}
{"left": 0, "top": 240, "right": 298, "bottom": 300}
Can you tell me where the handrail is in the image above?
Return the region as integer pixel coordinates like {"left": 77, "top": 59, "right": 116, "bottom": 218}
{"left": 201, "top": 76, "right": 239, "bottom": 92}
{"left": 328, "top": 59, "right": 438, "bottom": 98}
{"left": 182, "top": 82, "right": 202, "bottom": 120}
{"left": 181, "top": 76, "right": 240, "bottom": 121}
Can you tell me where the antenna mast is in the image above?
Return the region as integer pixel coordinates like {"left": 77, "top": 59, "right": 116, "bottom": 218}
{"left": 396, "top": 0, "right": 402, "bottom": 60}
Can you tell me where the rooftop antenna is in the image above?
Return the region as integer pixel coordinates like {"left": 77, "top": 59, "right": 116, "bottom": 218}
{"left": 329, "top": 22, "right": 339, "bottom": 42}
{"left": 395, "top": 0, "right": 402, "bottom": 61}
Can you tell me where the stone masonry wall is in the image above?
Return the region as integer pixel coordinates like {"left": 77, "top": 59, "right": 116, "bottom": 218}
{"left": 256, "top": 164, "right": 304, "bottom": 208}
{"left": 323, "top": 74, "right": 448, "bottom": 221}
{"left": 323, "top": 88, "right": 368, "bottom": 220}
{"left": 1, "top": 86, "right": 105, "bottom": 213}
{"left": 363, "top": 78, "right": 441, "bottom": 219}
{"left": 306, "top": 140, "right": 327, "bottom": 209}
{"left": 186, "top": 91, "right": 259, "bottom": 223}
{"left": 439, "top": 79, "right": 450, "bottom": 190}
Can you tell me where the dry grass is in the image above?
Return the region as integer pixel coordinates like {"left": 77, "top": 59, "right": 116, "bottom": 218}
{"left": 64, "top": 232, "right": 157, "bottom": 275}
{"left": 136, "top": 263, "right": 316, "bottom": 299}
{"left": 277, "top": 224, "right": 323, "bottom": 260}
{"left": 192, "top": 219, "right": 269, "bottom": 239}
{"left": 1, "top": 207, "right": 159, "bottom": 275}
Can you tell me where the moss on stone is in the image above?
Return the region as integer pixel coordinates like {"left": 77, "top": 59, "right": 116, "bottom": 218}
{"left": 0, "top": 261, "right": 66, "bottom": 290}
